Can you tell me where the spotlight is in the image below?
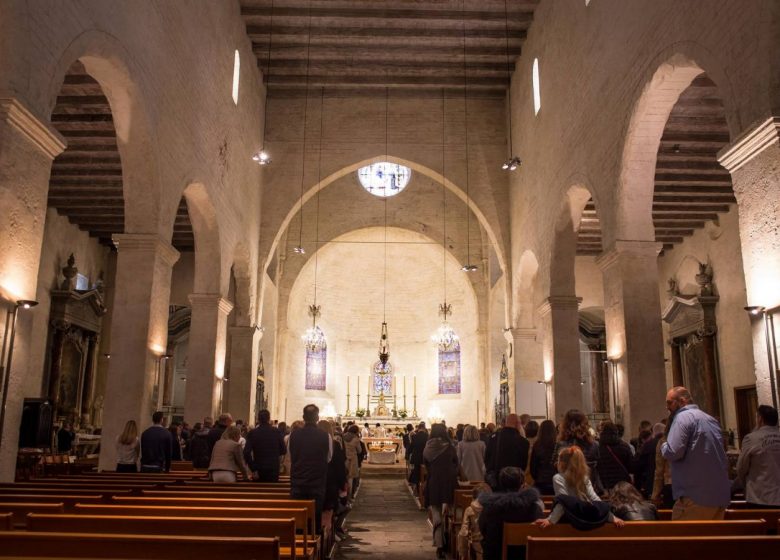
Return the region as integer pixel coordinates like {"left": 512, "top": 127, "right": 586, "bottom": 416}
{"left": 672, "top": 144, "right": 681, "bottom": 154}
{"left": 744, "top": 306, "right": 766, "bottom": 316}
{"left": 502, "top": 156, "right": 521, "bottom": 171}
{"left": 252, "top": 150, "right": 271, "bottom": 165}
{"left": 293, "top": 246, "right": 306, "bottom": 255}
{"left": 461, "top": 264, "right": 478, "bottom": 272}
{"left": 103, "top": 353, "right": 111, "bottom": 359}
{"left": 16, "top": 300, "right": 38, "bottom": 310}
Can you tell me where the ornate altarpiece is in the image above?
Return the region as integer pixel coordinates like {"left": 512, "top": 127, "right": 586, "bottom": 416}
{"left": 662, "top": 264, "right": 722, "bottom": 421}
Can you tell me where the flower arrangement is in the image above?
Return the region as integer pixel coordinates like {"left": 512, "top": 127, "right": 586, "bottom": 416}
{"left": 355, "top": 408, "right": 366, "bottom": 418}
{"left": 398, "top": 409, "right": 408, "bottom": 419}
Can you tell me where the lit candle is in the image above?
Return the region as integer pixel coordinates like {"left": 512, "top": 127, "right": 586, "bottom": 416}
{"left": 357, "top": 376, "right": 360, "bottom": 395}
{"left": 347, "top": 375, "right": 350, "bottom": 394}
{"left": 403, "top": 375, "right": 406, "bottom": 399}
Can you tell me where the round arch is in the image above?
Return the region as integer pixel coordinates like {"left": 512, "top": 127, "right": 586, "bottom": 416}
{"left": 182, "top": 183, "right": 222, "bottom": 295}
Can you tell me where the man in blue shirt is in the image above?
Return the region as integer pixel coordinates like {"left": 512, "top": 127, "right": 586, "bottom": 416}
{"left": 661, "top": 386, "right": 730, "bottom": 519}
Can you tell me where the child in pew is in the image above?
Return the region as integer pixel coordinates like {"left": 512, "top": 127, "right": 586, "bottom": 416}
{"left": 608, "top": 481, "right": 658, "bottom": 521}
{"left": 534, "top": 445, "right": 625, "bottom": 530}
{"left": 457, "top": 482, "right": 491, "bottom": 560}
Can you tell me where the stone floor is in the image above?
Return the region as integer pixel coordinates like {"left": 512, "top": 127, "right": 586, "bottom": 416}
{"left": 335, "top": 475, "right": 435, "bottom": 560}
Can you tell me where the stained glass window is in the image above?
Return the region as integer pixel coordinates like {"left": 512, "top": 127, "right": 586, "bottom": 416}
{"left": 438, "top": 340, "right": 461, "bottom": 394}
{"left": 357, "top": 162, "right": 411, "bottom": 197}
{"left": 306, "top": 346, "right": 327, "bottom": 390}
{"left": 373, "top": 361, "right": 393, "bottom": 395}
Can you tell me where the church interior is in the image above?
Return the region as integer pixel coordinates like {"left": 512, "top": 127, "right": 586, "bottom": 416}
{"left": 0, "top": 0, "right": 779, "bottom": 557}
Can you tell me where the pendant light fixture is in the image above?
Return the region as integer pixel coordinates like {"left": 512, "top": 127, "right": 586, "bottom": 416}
{"left": 378, "top": 87, "right": 391, "bottom": 365}
{"left": 460, "top": 2, "right": 478, "bottom": 273}
{"left": 292, "top": 0, "right": 313, "bottom": 255}
{"left": 252, "top": 0, "right": 274, "bottom": 166}
{"left": 301, "top": 86, "right": 327, "bottom": 352}
{"left": 501, "top": 0, "right": 522, "bottom": 171}
{"left": 433, "top": 87, "right": 460, "bottom": 350}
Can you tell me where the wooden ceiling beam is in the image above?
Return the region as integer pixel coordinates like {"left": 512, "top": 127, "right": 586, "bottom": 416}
{"left": 241, "top": 5, "right": 538, "bottom": 22}
{"left": 246, "top": 24, "right": 528, "bottom": 40}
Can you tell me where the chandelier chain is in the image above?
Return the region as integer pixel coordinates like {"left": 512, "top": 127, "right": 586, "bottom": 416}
{"left": 295, "top": 0, "right": 313, "bottom": 251}
{"left": 462, "top": 0, "right": 472, "bottom": 268}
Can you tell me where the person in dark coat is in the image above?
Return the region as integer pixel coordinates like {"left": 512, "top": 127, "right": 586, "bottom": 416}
{"left": 408, "top": 422, "right": 428, "bottom": 489}
{"left": 596, "top": 421, "right": 633, "bottom": 491}
{"left": 634, "top": 423, "right": 664, "bottom": 497}
{"left": 478, "top": 467, "right": 544, "bottom": 560}
{"left": 552, "top": 409, "right": 601, "bottom": 492}
{"left": 485, "top": 413, "right": 530, "bottom": 489}
{"left": 319, "top": 419, "right": 347, "bottom": 538}
{"left": 289, "top": 404, "right": 331, "bottom": 534}
{"left": 529, "top": 419, "right": 558, "bottom": 495}
{"left": 423, "top": 423, "right": 458, "bottom": 559}
{"left": 140, "top": 411, "right": 173, "bottom": 473}
{"left": 206, "top": 413, "right": 233, "bottom": 456}
{"left": 402, "top": 423, "right": 414, "bottom": 462}
{"left": 244, "top": 409, "right": 287, "bottom": 482}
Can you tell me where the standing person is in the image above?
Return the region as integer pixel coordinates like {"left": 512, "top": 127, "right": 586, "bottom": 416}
{"left": 208, "top": 425, "right": 252, "bottom": 483}
{"left": 207, "top": 413, "right": 233, "bottom": 456}
{"left": 168, "top": 422, "right": 183, "bottom": 461}
{"left": 596, "top": 421, "right": 633, "bottom": 491}
{"left": 525, "top": 420, "right": 540, "bottom": 447}
{"left": 361, "top": 422, "right": 370, "bottom": 438}
{"left": 282, "top": 420, "right": 303, "bottom": 476}
{"left": 319, "top": 420, "right": 347, "bottom": 538}
{"left": 189, "top": 421, "right": 211, "bottom": 469}
{"left": 408, "top": 422, "right": 428, "bottom": 490}
{"left": 484, "top": 413, "right": 530, "bottom": 489}
{"left": 634, "top": 422, "right": 664, "bottom": 498}
{"left": 140, "top": 411, "right": 172, "bottom": 473}
{"left": 651, "top": 426, "right": 674, "bottom": 509}
{"left": 661, "top": 386, "right": 731, "bottom": 520}
{"left": 115, "top": 420, "right": 140, "bottom": 472}
{"left": 342, "top": 424, "right": 362, "bottom": 499}
{"left": 529, "top": 419, "right": 557, "bottom": 495}
{"left": 552, "top": 409, "right": 601, "bottom": 492}
{"left": 402, "top": 423, "right": 414, "bottom": 463}
{"left": 57, "top": 421, "right": 76, "bottom": 454}
{"left": 244, "top": 409, "right": 287, "bottom": 482}
{"left": 457, "top": 425, "right": 486, "bottom": 482}
{"left": 423, "top": 423, "right": 458, "bottom": 559}
{"left": 734, "top": 405, "right": 780, "bottom": 508}
{"left": 630, "top": 420, "right": 652, "bottom": 453}
{"left": 289, "top": 404, "right": 331, "bottom": 533}
{"left": 519, "top": 414, "right": 531, "bottom": 433}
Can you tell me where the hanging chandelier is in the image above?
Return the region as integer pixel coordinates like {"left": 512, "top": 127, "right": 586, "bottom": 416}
{"left": 378, "top": 321, "right": 390, "bottom": 365}
{"left": 302, "top": 304, "right": 326, "bottom": 352}
{"left": 432, "top": 303, "right": 460, "bottom": 351}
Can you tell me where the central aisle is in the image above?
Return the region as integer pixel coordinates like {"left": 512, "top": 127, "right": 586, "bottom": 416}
{"left": 336, "top": 475, "right": 434, "bottom": 559}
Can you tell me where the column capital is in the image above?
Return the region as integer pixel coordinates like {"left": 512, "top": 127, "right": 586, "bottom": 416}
{"left": 596, "top": 240, "right": 663, "bottom": 271}
{"left": 536, "top": 296, "right": 582, "bottom": 318}
{"left": 228, "top": 325, "right": 264, "bottom": 341}
{"left": 111, "top": 233, "right": 180, "bottom": 267}
{"left": 188, "top": 293, "right": 234, "bottom": 315}
{"left": 0, "top": 97, "right": 66, "bottom": 159}
{"left": 718, "top": 116, "right": 780, "bottom": 173}
{"left": 504, "top": 327, "right": 537, "bottom": 343}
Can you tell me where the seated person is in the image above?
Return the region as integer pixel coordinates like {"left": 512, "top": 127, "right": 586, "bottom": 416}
{"left": 457, "top": 482, "right": 492, "bottom": 560}
{"left": 608, "top": 481, "right": 658, "bottom": 520}
{"left": 478, "top": 467, "right": 544, "bottom": 560}
{"left": 534, "top": 445, "right": 625, "bottom": 530}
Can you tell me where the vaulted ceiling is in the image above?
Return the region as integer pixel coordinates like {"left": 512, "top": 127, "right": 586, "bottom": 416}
{"left": 576, "top": 74, "right": 734, "bottom": 256}
{"left": 240, "top": 0, "right": 539, "bottom": 97}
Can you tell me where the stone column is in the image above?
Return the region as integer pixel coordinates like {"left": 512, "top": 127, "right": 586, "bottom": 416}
{"left": 0, "top": 98, "right": 65, "bottom": 481}
{"left": 98, "top": 235, "right": 179, "bottom": 471}
{"left": 185, "top": 294, "right": 233, "bottom": 423}
{"left": 719, "top": 116, "right": 780, "bottom": 406}
{"left": 505, "top": 327, "right": 545, "bottom": 416}
{"left": 596, "top": 241, "right": 667, "bottom": 436}
{"left": 226, "top": 326, "right": 262, "bottom": 425}
{"left": 537, "top": 296, "right": 582, "bottom": 421}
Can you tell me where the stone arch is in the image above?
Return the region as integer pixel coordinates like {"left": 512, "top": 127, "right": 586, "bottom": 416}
{"left": 262, "top": 155, "right": 511, "bottom": 327}
{"left": 182, "top": 183, "right": 222, "bottom": 295}
{"left": 615, "top": 45, "right": 739, "bottom": 245}
{"left": 549, "top": 184, "right": 599, "bottom": 297}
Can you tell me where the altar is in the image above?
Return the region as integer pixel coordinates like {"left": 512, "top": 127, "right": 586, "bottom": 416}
{"left": 363, "top": 436, "right": 402, "bottom": 464}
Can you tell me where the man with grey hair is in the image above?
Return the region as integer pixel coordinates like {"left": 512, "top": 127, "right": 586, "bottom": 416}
{"left": 661, "top": 386, "right": 730, "bottom": 519}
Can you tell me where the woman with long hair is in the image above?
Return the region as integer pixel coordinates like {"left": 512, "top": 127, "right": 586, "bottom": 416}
{"left": 596, "top": 421, "right": 633, "bottom": 491}
{"left": 552, "top": 409, "right": 602, "bottom": 492}
{"left": 424, "top": 423, "right": 459, "bottom": 558}
{"left": 609, "top": 481, "right": 658, "bottom": 520}
{"left": 535, "top": 445, "right": 624, "bottom": 529}
{"left": 115, "top": 420, "right": 140, "bottom": 472}
{"left": 529, "top": 419, "right": 557, "bottom": 495}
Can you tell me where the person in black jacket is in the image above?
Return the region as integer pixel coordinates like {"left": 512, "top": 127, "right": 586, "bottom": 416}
{"left": 478, "top": 467, "right": 544, "bottom": 560}
{"left": 289, "top": 404, "right": 331, "bottom": 533}
{"left": 408, "top": 422, "right": 428, "bottom": 490}
{"left": 484, "top": 414, "right": 530, "bottom": 489}
{"left": 206, "top": 413, "right": 233, "bottom": 456}
{"left": 529, "top": 419, "right": 558, "bottom": 495}
{"left": 244, "top": 409, "right": 287, "bottom": 482}
{"left": 596, "top": 421, "right": 633, "bottom": 491}
{"left": 319, "top": 419, "right": 348, "bottom": 539}
{"left": 140, "top": 411, "right": 173, "bottom": 472}
{"left": 423, "top": 423, "right": 458, "bottom": 559}
{"left": 634, "top": 423, "right": 664, "bottom": 497}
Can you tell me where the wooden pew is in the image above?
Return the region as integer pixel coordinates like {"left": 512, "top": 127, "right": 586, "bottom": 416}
{"left": 0, "top": 531, "right": 280, "bottom": 560}
{"left": 73, "top": 504, "right": 317, "bottom": 559}
{"left": 27, "top": 514, "right": 300, "bottom": 560}
{"left": 0, "top": 502, "right": 65, "bottom": 527}
{"left": 0, "top": 512, "right": 12, "bottom": 530}
{"left": 140, "top": 489, "right": 290, "bottom": 499}
{"left": 0, "top": 494, "right": 104, "bottom": 510}
{"left": 525, "top": 535, "right": 780, "bottom": 560}
{"left": 503, "top": 519, "right": 768, "bottom": 558}
{"left": 726, "top": 508, "right": 780, "bottom": 531}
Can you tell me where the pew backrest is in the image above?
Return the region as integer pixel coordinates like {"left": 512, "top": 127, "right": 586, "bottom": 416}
{"left": 0, "top": 502, "right": 65, "bottom": 527}
{"left": 525, "top": 536, "right": 780, "bottom": 560}
{"left": 0, "top": 531, "right": 280, "bottom": 560}
{"left": 0, "top": 512, "right": 10, "bottom": 531}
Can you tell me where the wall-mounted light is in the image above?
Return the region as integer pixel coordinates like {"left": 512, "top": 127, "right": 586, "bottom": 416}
{"left": 252, "top": 150, "right": 272, "bottom": 166}
{"left": 744, "top": 305, "right": 766, "bottom": 316}
{"left": 103, "top": 353, "right": 111, "bottom": 359}
{"left": 0, "top": 300, "right": 39, "bottom": 449}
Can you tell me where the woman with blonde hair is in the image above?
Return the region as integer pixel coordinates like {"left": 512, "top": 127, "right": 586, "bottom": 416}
{"left": 115, "top": 420, "right": 140, "bottom": 472}
{"left": 535, "top": 445, "right": 624, "bottom": 529}
{"left": 457, "top": 425, "right": 486, "bottom": 482}
{"left": 208, "top": 425, "right": 252, "bottom": 483}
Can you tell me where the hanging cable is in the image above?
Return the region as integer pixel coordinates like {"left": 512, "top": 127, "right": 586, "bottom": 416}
{"left": 461, "top": 1, "right": 477, "bottom": 272}
{"left": 253, "top": 0, "right": 274, "bottom": 165}
{"left": 293, "top": 0, "right": 313, "bottom": 254}
{"left": 441, "top": 87, "right": 447, "bottom": 305}
{"left": 502, "top": 0, "right": 521, "bottom": 171}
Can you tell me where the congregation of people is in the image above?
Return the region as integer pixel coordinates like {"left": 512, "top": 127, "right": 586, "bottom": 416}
{"left": 401, "top": 386, "right": 780, "bottom": 560}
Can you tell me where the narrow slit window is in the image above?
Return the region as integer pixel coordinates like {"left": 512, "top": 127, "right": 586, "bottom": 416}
{"left": 532, "top": 58, "right": 541, "bottom": 115}
{"left": 232, "top": 50, "right": 240, "bottom": 105}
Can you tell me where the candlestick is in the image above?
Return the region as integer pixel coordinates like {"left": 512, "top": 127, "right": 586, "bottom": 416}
{"left": 392, "top": 375, "right": 397, "bottom": 417}
{"left": 413, "top": 376, "right": 417, "bottom": 417}
{"left": 403, "top": 375, "right": 407, "bottom": 412}
{"left": 345, "top": 375, "right": 351, "bottom": 416}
